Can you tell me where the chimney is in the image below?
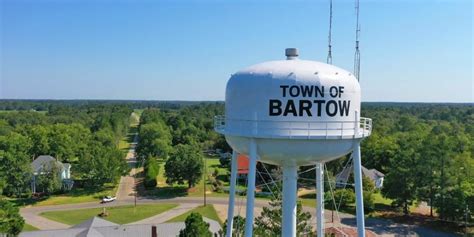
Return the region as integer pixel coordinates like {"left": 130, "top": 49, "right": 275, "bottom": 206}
{"left": 151, "top": 225, "right": 157, "bottom": 237}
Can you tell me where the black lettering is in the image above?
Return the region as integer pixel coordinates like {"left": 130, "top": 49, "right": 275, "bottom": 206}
{"left": 316, "top": 86, "right": 325, "bottom": 98}
{"left": 269, "top": 99, "right": 282, "bottom": 116}
{"left": 338, "top": 100, "right": 350, "bottom": 116}
{"left": 289, "top": 86, "right": 300, "bottom": 97}
{"left": 283, "top": 100, "right": 298, "bottom": 116}
{"left": 338, "top": 86, "right": 344, "bottom": 98}
{"left": 326, "top": 100, "right": 338, "bottom": 117}
{"left": 280, "top": 85, "right": 289, "bottom": 97}
{"left": 300, "top": 86, "right": 313, "bottom": 97}
{"left": 313, "top": 100, "right": 325, "bottom": 116}
{"left": 299, "top": 100, "right": 312, "bottom": 116}
{"left": 329, "top": 86, "right": 338, "bottom": 98}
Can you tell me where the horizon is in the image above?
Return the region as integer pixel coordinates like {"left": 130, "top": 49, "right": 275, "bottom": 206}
{"left": 1, "top": 0, "right": 473, "bottom": 102}
{"left": 1, "top": 98, "right": 473, "bottom": 104}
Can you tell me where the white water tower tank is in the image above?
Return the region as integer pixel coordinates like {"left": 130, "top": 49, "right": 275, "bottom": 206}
{"left": 216, "top": 48, "right": 371, "bottom": 166}
{"left": 216, "top": 48, "right": 372, "bottom": 237}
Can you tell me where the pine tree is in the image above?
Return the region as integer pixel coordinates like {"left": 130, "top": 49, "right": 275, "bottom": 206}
{"left": 178, "top": 212, "right": 212, "bottom": 237}
{"left": 254, "top": 185, "right": 313, "bottom": 236}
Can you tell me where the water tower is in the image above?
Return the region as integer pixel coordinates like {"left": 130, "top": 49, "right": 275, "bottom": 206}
{"left": 215, "top": 48, "right": 372, "bottom": 237}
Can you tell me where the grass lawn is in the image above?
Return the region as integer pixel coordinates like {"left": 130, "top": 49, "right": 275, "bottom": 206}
{"left": 166, "top": 204, "right": 222, "bottom": 225}
{"left": 32, "top": 183, "right": 119, "bottom": 206}
{"left": 22, "top": 223, "right": 39, "bottom": 232}
{"left": 41, "top": 203, "right": 177, "bottom": 225}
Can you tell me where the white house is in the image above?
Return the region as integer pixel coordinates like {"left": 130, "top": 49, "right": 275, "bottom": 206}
{"left": 31, "top": 155, "right": 73, "bottom": 193}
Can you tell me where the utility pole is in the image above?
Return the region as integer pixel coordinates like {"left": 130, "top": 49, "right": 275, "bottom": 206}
{"left": 204, "top": 156, "right": 207, "bottom": 206}
{"left": 465, "top": 205, "right": 470, "bottom": 236}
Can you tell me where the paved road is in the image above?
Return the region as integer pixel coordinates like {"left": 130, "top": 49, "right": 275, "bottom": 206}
{"left": 115, "top": 133, "right": 138, "bottom": 202}
{"left": 20, "top": 196, "right": 458, "bottom": 236}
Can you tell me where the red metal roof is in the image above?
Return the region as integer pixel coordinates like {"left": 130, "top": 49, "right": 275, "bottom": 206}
{"left": 237, "top": 154, "right": 249, "bottom": 174}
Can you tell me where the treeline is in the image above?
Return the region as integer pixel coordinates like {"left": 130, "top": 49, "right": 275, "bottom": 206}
{"left": 0, "top": 99, "right": 219, "bottom": 111}
{"left": 0, "top": 105, "right": 132, "bottom": 197}
{"left": 359, "top": 104, "right": 473, "bottom": 221}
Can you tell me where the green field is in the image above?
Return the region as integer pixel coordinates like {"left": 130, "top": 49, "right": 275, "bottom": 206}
{"left": 41, "top": 203, "right": 177, "bottom": 225}
{"left": 166, "top": 204, "right": 222, "bottom": 224}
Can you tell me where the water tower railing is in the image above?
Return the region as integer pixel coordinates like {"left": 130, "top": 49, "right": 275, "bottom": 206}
{"left": 214, "top": 115, "right": 372, "bottom": 139}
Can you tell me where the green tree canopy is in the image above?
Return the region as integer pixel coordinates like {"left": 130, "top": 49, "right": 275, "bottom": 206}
{"left": 164, "top": 144, "right": 204, "bottom": 188}
{"left": 178, "top": 212, "right": 212, "bottom": 237}
{"left": 0, "top": 199, "right": 25, "bottom": 236}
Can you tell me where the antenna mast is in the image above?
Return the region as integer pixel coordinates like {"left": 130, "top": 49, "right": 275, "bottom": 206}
{"left": 327, "top": 0, "right": 333, "bottom": 64}
{"left": 354, "top": 0, "right": 361, "bottom": 81}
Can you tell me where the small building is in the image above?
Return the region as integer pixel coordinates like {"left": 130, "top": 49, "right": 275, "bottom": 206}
{"left": 31, "top": 155, "right": 73, "bottom": 193}
{"left": 335, "top": 164, "right": 384, "bottom": 189}
{"left": 237, "top": 154, "right": 249, "bottom": 180}
{"left": 20, "top": 216, "right": 221, "bottom": 237}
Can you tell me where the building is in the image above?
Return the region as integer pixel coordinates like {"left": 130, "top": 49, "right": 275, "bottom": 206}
{"left": 20, "top": 216, "right": 221, "bottom": 237}
{"left": 335, "top": 164, "right": 385, "bottom": 189}
{"left": 236, "top": 154, "right": 249, "bottom": 181}
{"left": 31, "top": 155, "right": 73, "bottom": 193}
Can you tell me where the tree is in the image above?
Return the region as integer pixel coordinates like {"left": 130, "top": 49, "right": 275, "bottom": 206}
{"left": 75, "top": 141, "right": 129, "bottom": 187}
{"left": 254, "top": 185, "right": 313, "bottom": 236}
{"left": 136, "top": 122, "right": 172, "bottom": 159}
{"left": 165, "top": 144, "right": 204, "bottom": 188}
{"left": 178, "top": 212, "right": 212, "bottom": 237}
{"left": 382, "top": 132, "right": 422, "bottom": 215}
{"left": 144, "top": 156, "right": 159, "bottom": 188}
{"left": 0, "top": 133, "right": 33, "bottom": 197}
{"left": 220, "top": 216, "right": 245, "bottom": 237}
{"left": 36, "top": 161, "right": 62, "bottom": 194}
{"left": 0, "top": 199, "right": 25, "bottom": 236}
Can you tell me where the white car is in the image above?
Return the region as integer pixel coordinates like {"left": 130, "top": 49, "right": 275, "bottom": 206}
{"left": 101, "top": 196, "right": 116, "bottom": 203}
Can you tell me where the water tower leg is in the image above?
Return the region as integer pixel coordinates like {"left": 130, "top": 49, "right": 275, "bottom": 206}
{"left": 244, "top": 139, "right": 257, "bottom": 237}
{"left": 282, "top": 162, "right": 297, "bottom": 237}
{"left": 226, "top": 151, "right": 238, "bottom": 237}
{"left": 316, "top": 162, "right": 324, "bottom": 237}
{"left": 353, "top": 143, "right": 366, "bottom": 237}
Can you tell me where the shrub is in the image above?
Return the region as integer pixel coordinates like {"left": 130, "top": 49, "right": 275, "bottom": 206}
{"left": 333, "top": 188, "right": 356, "bottom": 209}
{"left": 144, "top": 157, "right": 159, "bottom": 188}
{"left": 178, "top": 212, "right": 212, "bottom": 237}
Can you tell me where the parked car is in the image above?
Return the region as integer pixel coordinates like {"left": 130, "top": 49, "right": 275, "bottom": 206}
{"left": 101, "top": 196, "right": 116, "bottom": 203}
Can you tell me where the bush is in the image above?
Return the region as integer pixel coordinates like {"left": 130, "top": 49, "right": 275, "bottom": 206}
{"left": 144, "top": 157, "right": 159, "bottom": 188}
{"left": 179, "top": 212, "right": 212, "bottom": 237}
{"left": 333, "top": 188, "right": 356, "bottom": 209}
{"left": 363, "top": 191, "right": 375, "bottom": 213}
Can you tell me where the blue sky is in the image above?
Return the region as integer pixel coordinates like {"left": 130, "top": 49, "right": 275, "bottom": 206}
{"left": 1, "top": 0, "right": 472, "bottom": 102}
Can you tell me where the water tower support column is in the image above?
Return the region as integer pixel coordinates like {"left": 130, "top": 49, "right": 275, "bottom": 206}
{"left": 316, "top": 162, "right": 324, "bottom": 237}
{"left": 244, "top": 139, "right": 257, "bottom": 237}
{"left": 226, "top": 151, "right": 238, "bottom": 237}
{"left": 353, "top": 143, "right": 366, "bottom": 237}
{"left": 282, "top": 161, "right": 297, "bottom": 237}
